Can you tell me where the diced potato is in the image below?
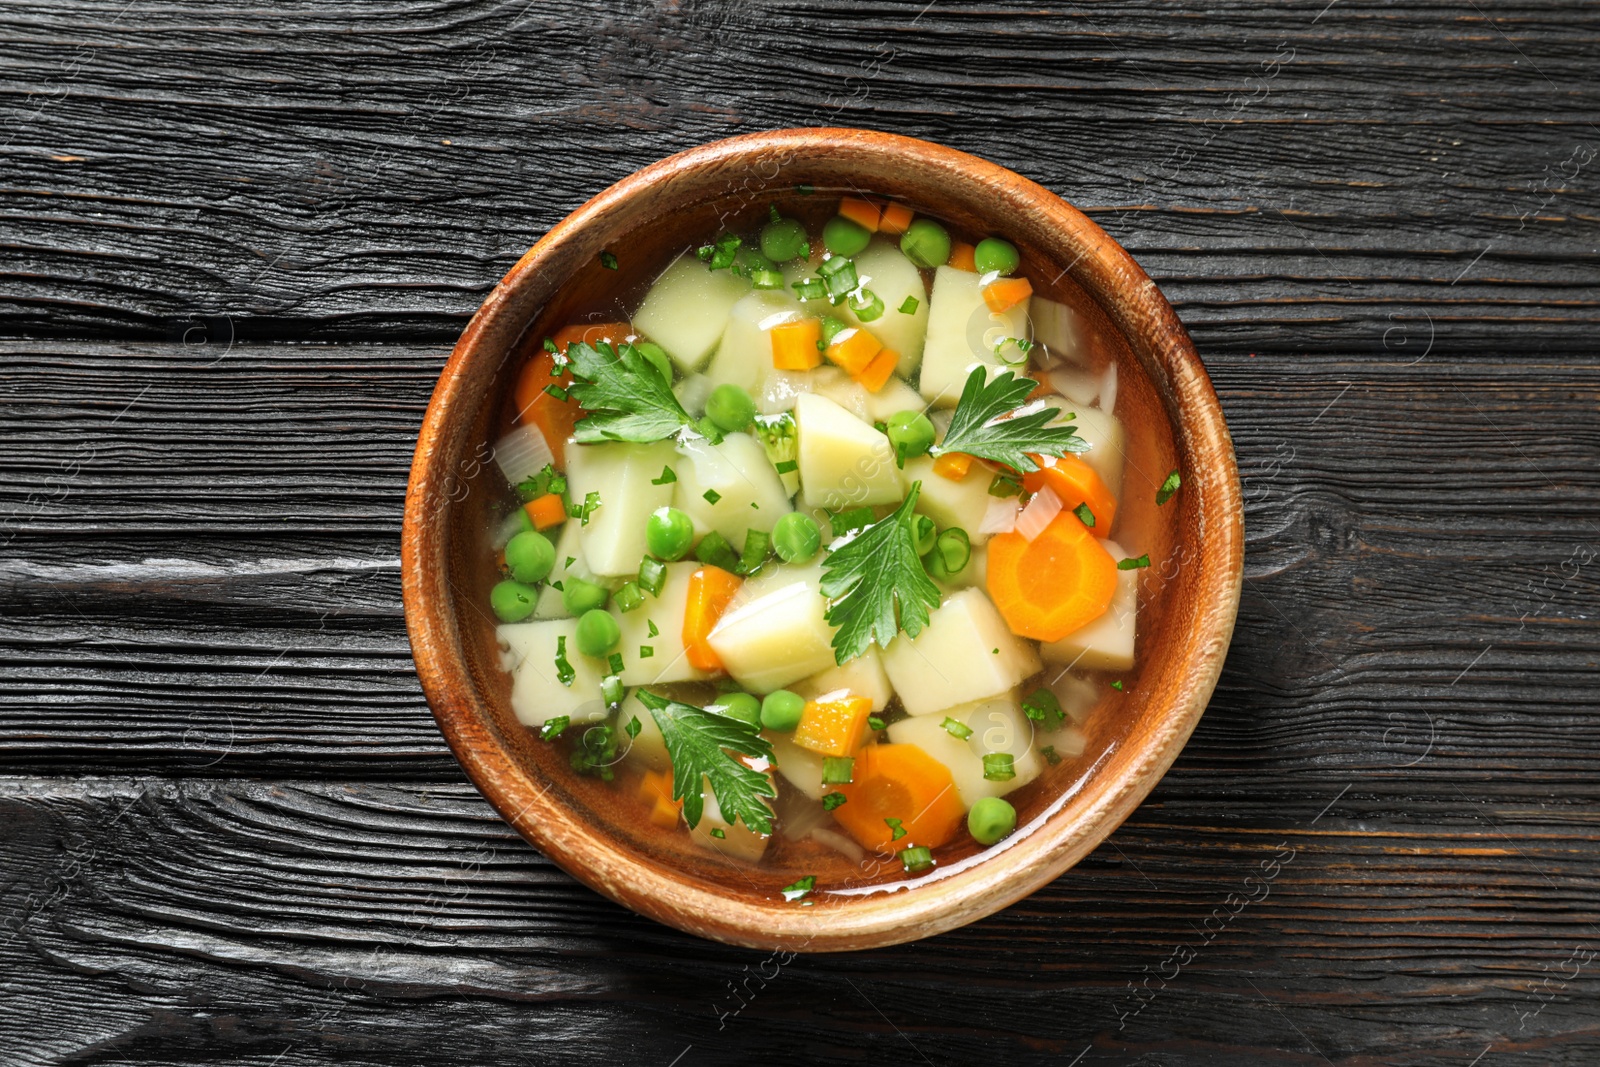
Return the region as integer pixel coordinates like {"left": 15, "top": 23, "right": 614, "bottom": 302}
{"left": 688, "top": 775, "right": 771, "bottom": 862}
{"left": 565, "top": 440, "right": 678, "bottom": 577}
{"left": 534, "top": 519, "right": 621, "bottom": 619}
{"left": 795, "top": 645, "right": 892, "bottom": 713}
{"left": 864, "top": 376, "right": 925, "bottom": 424}
{"left": 706, "top": 560, "right": 838, "bottom": 693}
{"left": 808, "top": 365, "right": 873, "bottom": 422}
{"left": 1052, "top": 726, "right": 1090, "bottom": 760}
{"left": 633, "top": 253, "right": 753, "bottom": 373}
{"left": 614, "top": 561, "right": 714, "bottom": 686}
{"left": 842, "top": 237, "right": 930, "bottom": 377}
{"left": 1031, "top": 295, "right": 1086, "bottom": 362}
{"left": 755, "top": 368, "right": 811, "bottom": 415}
{"left": 674, "top": 372, "right": 714, "bottom": 417}
{"left": 496, "top": 620, "right": 609, "bottom": 728}
{"left": 768, "top": 731, "right": 828, "bottom": 800}
{"left": 704, "top": 290, "right": 807, "bottom": 395}
{"left": 619, "top": 692, "right": 670, "bottom": 771}
{"left": 1043, "top": 399, "right": 1125, "bottom": 499}
{"left": 793, "top": 392, "right": 902, "bottom": 510}
{"left": 1041, "top": 539, "right": 1138, "bottom": 671}
{"left": 919, "top": 265, "right": 1031, "bottom": 408}
{"left": 901, "top": 455, "right": 997, "bottom": 546}
{"left": 887, "top": 693, "right": 1042, "bottom": 806}
{"left": 881, "top": 588, "right": 1042, "bottom": 717}
{"left": 674, "top": 433, "right": 793, "bottom": 546}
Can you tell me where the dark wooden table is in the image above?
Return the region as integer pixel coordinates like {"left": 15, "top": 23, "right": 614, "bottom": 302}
{"left": 4, "top": 2, "right": 1598, "bottom": 1063}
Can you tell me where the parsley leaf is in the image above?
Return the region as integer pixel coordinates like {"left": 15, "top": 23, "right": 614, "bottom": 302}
{"left": 820, "top": 483, "right": 942, "bottom": 664}
{"left": 565, "top": 341, "right": 696, "bottom": 444}
{"left": 637, "top": 690, "right": 777, "bottom": 834}
{"left": 932, "top": 367, "right": 1087, "bottom": 472}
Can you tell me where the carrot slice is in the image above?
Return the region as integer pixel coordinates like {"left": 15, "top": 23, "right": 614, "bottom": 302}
{"left": 838, "top": 197, "right": 881, "bottom": 233}
{"left": 523, "top": 493, "right": 568, "bottom": 530}
{"left": 832, "top": 744, "right": 966, "bottom": 852}
{"left": 512, "top": 322, "right": 630, "bottom": 468}
{"left": 793, "top": 695, "right": 873, "bottom": 758}
{"left": 879, "top": 203, "right": 914, "bottom": 235}
{"left": 987, "top": 510, "right": 1117, "bottom": 640}
{"left": 683, "top": 566, "right": 743, "bottom": 671}
{"left": 770, "top": 318, "right": 823, "bottom": 370}
{"left": 982, "top": 277, "right": 1033, "bottom": 313}
{"left": 931, "top": 451, "right": 973, "bottom": 481}
{"left": 1021, "top": 454, "right": 1117, "bottom": 535}
{"left": 855, "top": 347, "right": 899, "bottom": 393}
{"left": 949, "top": 242, "right": 977, "bottom": 272}
{"left": 824, "top": 326, "right": 881, "bottom": 375}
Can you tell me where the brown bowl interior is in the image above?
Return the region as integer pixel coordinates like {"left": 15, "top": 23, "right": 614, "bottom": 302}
{"left": 403, "top": 128, "right": 1243, "bottom": 951}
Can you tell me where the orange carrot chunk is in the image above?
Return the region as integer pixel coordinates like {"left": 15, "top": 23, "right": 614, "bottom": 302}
{"left": 987, "top": 510, "right": 1118, "bottom": 641}
{"left": 793, "top": 695, "right": 873, "bottom": 758}
{"left": 948, "top": 242, "right": 978, "bottom": 272}
{"left": 638, "top": 768, "right": 682, "bottom": 829}
{"left": 982, "top": 277, "right": 1033, "bottom": 313}
{"left": 824, "top": 326, "right": 882, "bottom": 376}
{"left": 512, "top": 321, "right": 630, "bottom": 468}
{"left": 523, "top": 493, "right": 568, "bottom": 530}
{"left": 931, "top": 451, "right": 974, "bottom": 481}
{"left": 683, "top": 565, "right": 743, "bottom": 671}
{"left": 838, "top": 197, "right": 881, "bottom": 232}
{"left": 770, "top": 318, "right": 823, "bottom": 370}
{"left": 1021, "top": 454, "right": 1117, "bottom": 534}
{"left": 832, "top": 744, "right": 966, "bottom": 852}
{"left": 855, "top": 348, "right": 899, "bottom": 393}
{"left": 879, "top": 202, "right": 914, "bottom": 235}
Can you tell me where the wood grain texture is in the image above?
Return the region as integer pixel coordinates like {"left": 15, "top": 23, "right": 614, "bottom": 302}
{"left": 2, "top": 0, "right": 1598, "bottom": 1060}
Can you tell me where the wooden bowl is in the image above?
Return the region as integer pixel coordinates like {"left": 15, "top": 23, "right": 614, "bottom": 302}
{"left": 402, "top": 128, "right": 1243, "bottom": 952}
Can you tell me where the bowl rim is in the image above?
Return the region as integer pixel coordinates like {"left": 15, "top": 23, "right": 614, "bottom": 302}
{"left": 402, "top": 126, "right": 1243, "bottom": 952}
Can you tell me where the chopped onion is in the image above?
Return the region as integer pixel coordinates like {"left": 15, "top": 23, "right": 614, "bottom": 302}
{"left": 492, "top": 424, "right": 555, "bottom": 488}
{"left": 979, "top": 495, "right": 1020, "bottom": 535}
{"left": 1098, "top": 361, "right": 1118, "bottom": 413}
{"left": 491, "top": 509, "right": 528, "bottom": 550}
{"left": 1014, "top": 486, "right": 1062, "bottom": 542}
{"left": 1045, "top": 669, "right": 1100, "bottom": 725}
{"left": 1049, "top": 366, "right": 1100, "bottom": 407}
{"left": 807, "top": 827, "right": 865, "bottom": 863}
{"left": 675, "top": 372, "right": 713, "bottom": 418}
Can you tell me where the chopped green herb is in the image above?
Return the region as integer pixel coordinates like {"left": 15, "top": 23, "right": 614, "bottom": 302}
{"left": 774, "top": 459, "right": 797, "bottom": 474}
{"left": 570, "top": 724, "right": 618, "bottom": 780}
{"left": 821, "top": 756, "right": 855, "bottom": 785}
{"left": 827, "top": 505, "right": 875, "bottom": 538}
{"left": 539, "top": 715, "right": 570, "bottom": 741}
{"left": 792, "top": 276, "right": 826, "bottom": 302}
{"left": 542, "top": 337, "right": 559, "bottom": 354}
{"left": 884, "top": 817, "right": 907, "bottom": 841}
{"left": 1111, "top": 680, "right": 1124, "bottom": 691}
{"left": 601, "top": 673, "right": 624, "bottom": 708}
{"left": 988, "top": 473, "right": 1023, "bottom": 498}
{"left": 795, "top": 183, "right": 814, "bottom": 196}
{"left": 819, "top": 484, "right": 942, "bottom": 664}
{"left": 707, "top": 233, "right": 742, "bottom": 271}
{"left": 982, "top": 753, "right": 1016, "bottom": 781}
{"left": 624, "top": 715, "right": 642, "bottom": 739}
{"left": 1040, "top": 744, "right": 1061, "bottom": 766}
{"left": 569, "top": 490, "right": 601, "bottom": 525}
{"left": 565, "top": 556, "right": 577, "bottom": 568}
{"left": 543, "top": 384, "right": 569, "bottom": 402}
{"left": 1021, "top": 687, "right": 1066, "bottom": 732}
{"left": 782, "top": 874, "right": 816, "bottom": 901}
{"left": 1073, "top": 503, "right": 1095, "bottom": 527}
{"left": 735, "top": 528, "right": 771, "bottom": 576}
{"left": 768, "top": 203, "right": 782, "bottom": 223}
{"left": 707, "top": 827, "right": 724, "bottom": 839}
{"left": 1119, "top": 554, "right": 1150, "bottom": 570}
{"left": 637, "top": 689, "right": 777, "bottom": 834}
{"left": 599, "top": 250, "right": 619, "bottom": 270}
{"left": 607, "top": 652, "right": 625, "bottom": 675}
{"left": 819, "top": 255, "right": 859, "bottom": 303}
{"left": 822, "top": 792, "right": 847, "bottom": 811}
{"left": 514, "top": 464, "right": 567, "bottom": 502}
{"left": 867, "top": 715, "right": 886, "bottom": 731}
{"left": 898, "top": 295, "right": 920, "bottom": 315}
{"left": 695, "top": 530, "right": 739, "bottom": 571}
{"left": 646, "top": 619, "right": 659, "bottom": 638}
{"left": 614, "top": 581, "right": 644, "bottom": 613}
{"left": 703, "top": 488, "right": 722, "bottom": 505}
{"left": 941, "top": 716, "right": 974, "bottom": 740}
{"left": 639, "top": 645, "right": 654, "bottom": 658}
{"left": 899, "top": 846, "right": 934, "bottom": 873}
{"left": 932, "top": 368, "right": 1087, "bottom": 473}
{"left": 553, "top": 636, "right": 575, "bottom": 687}
{"left": 849, "top": 287, "right": 885, "bottom": 322}
{"left": 639, "top": 556, "right": 667, "bottom": 597}
{"left": 1157, "top": 469, "right": 1182, "bottom": 506}
{"left": 651, "top": 465, "right": 677, "bottom": 486}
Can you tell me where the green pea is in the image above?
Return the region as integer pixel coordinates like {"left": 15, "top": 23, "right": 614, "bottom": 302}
{"left": 900, "top": 219, "right": 951, "bottom": 269}
{"left": 968, "top": 796, "right": 1017, "bottom": 845}
{"left": 886, "top": 409, "right": 935, "bottom": 463}
{"left": 912, "top": 514, "right": 937, "bottom": 557}
{"left": 823, "top": 215, "right": 871, "bottom": 257}
{"left": 706, "top": 383, "right": 756, "bottom": 433}
{"left": 504, "top": 530, "right": 556, "bottom": 584}
{"left": 646, "top": 506, "right": 695, "bottom": 561}
{"left": 635, "top": 340, "right": 673, "bottom": 384}
{"left": 760, "top": 217, "right": 811, "bottom": 262}
{"left": 715, "top": 692, "right": 762, "bottom": 729}
{"left": 575, "top": 608, "right": 620, "bottom": 657}
{"left": 925, "top": 527, "right": 973, "bottom": 581}
{"left": 562, "top": 577, "right": 608, "bottom": 616}
{"left": 490, "top": 580, "right": 539, "bottom": 623}
{"left": 772, "top": 511, "right": 821, "bottom": 564}
{"left": 973, "top": 237, "right": 1020, "bottom": 277}
{"left": 760, "top": 689, "right": 806, "bottom": 731}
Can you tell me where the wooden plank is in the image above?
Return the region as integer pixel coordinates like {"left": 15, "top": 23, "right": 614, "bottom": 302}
{"left": 1, "top": 2, "right": 1597, "bottom": 346}
{"left": 1, "top": 776, "right": 1596, "bottom": 1065}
